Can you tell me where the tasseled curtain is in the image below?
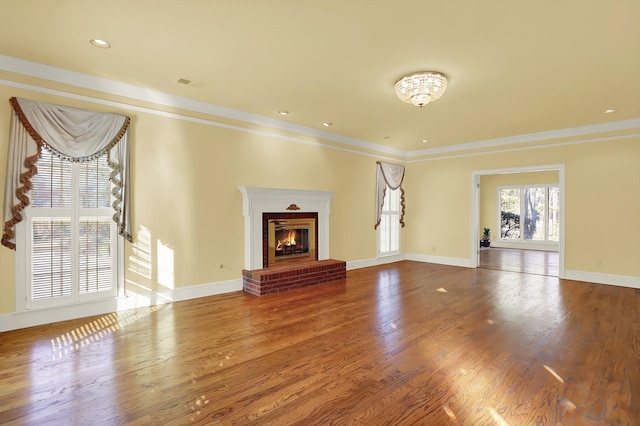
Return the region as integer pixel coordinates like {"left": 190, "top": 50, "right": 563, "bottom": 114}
{"left": 375, "top": 161, "right": 406, "bottom": 229}
{"left": 2, "top": 97, "right": 132, "bottom": 250}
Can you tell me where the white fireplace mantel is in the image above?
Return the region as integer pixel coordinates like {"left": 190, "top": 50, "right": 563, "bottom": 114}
{"left": 238, "top": 187, "right": 335, "bottom": 270}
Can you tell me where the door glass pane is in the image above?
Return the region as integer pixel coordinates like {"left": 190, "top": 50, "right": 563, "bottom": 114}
{"left": 548, "top": 187, "right": 560, "bottom": 241}
{"left": 500, "top": 188, "right": 520, "bottom": 239}
{"left": 523, "top": 188, "right": 545, "bottom": 240}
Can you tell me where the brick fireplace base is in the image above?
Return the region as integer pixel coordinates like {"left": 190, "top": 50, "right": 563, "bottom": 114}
{"left": 242, "top": 259, "right": 346, "bottom": 296}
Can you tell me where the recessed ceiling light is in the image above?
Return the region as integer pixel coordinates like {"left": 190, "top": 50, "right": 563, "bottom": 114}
{"left": 278, "top": 110, "right": 289, "bottom": 116}
{"left": 603, "top": 109, "right": 616, "bottom": 114}
{"left": 421, "top": 139, "right": 428, "bottom": 143}
{"left": 382, "top": 136, "right": 391, "bottom": 139}
{"left": 322, "top": 122, "right": 332, "bottom": 127}
{"left": 90, "top": 39, "right": 111, "bottom": 49}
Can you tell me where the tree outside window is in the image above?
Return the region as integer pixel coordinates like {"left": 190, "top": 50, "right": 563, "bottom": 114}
{"left": 499, "top": 185, "right": 559, "bottom": 243}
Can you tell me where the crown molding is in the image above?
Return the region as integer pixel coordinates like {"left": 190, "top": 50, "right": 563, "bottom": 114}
{"left": 407, "top": 118, "right": 640, "bottom": 158}
{"left": 0, "top": 54, "right": 406, "bottom": 158}
{"left": 0, "top": 77, "right": 403, "bottom": 166}
{"left": 406, "top": 133, "right": 640, "bottom": 163}
{"left": 1, "top": 54, "right": 638, "bottom": 161}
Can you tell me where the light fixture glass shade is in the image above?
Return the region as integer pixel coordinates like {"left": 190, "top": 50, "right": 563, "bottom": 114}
{"left": 394, "top": 71, "right": 448, "bottom": 107}
{"left": 90, "top": 38, "right": 111, "bottom": 48}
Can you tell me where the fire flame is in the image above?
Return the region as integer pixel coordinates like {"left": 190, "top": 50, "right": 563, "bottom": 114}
{"left": 276, "top": 230, "right": 296, "bottom": 251}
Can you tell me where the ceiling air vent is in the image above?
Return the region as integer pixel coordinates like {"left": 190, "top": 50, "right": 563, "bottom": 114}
{"left": 177, "top": 78, "right": 205, "bottom": 88}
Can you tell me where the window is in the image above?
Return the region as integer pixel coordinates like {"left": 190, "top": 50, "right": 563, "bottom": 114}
{"left": 378, "top": 186, "right": 401, "bottom": 256}
{"left": 17, "top": 149, "right": 119, "bottom": 310}
{"left": 499, "top": 185, "right": 560, "bottom": 243}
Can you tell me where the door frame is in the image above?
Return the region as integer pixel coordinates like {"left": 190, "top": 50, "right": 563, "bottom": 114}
{"left": 470, "top": 164, "right": 566, "bottom": 278}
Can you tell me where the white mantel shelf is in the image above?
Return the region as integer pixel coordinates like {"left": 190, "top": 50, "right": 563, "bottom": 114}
{"left": 238, "top": 187, "right": 335, "bottom": 270}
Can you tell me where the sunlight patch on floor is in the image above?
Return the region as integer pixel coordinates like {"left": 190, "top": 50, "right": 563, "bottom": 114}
{"left": 543, "top": 364, "right": 565, "bottom": 383}
{"left": 488, "top": 407, "right": 509, "bottom": 426}
{"left": 443, "top": 404, "right": 457, "bottom": 419}
{"left": 50, "top": 306, "right": 160, "bottom": 360}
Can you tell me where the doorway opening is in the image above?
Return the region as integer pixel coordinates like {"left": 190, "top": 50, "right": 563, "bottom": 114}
{"left": 470, "top": 164, "right": 565, "bottom": 278}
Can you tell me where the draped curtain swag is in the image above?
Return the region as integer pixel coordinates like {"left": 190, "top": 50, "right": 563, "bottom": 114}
{"left": 2, "top": 97, "right": 132, "bottom": 250}
{"left": 374, "top": 161, "right": 406, "bottom": 229}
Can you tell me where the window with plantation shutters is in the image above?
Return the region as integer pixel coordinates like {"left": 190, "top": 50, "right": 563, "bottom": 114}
{"left": 22, "top": 149, "right": 117, "bottom": 309}
{"left": 375, "top": 161, "right": 404, "bottom": 257}
{"left": 378, "top": 186, "right": 401, "bottom": 256}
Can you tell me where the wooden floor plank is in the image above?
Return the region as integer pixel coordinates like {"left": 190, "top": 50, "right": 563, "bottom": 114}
{"left": 0, "top": 261, "right": 638, "bottom": 425}
{"left": 480, "top": 247, "right": 559, "bottom": 276}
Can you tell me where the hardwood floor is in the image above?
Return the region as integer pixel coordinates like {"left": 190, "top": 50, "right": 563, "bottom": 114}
{"left": 480, "top": 247, "right": 559, "bottom": 276}
{"left": 1, "top": 261, "right": 638, "bottom": 425}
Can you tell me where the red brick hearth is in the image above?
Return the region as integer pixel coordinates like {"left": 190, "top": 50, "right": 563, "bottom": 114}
{"left": 242, "top": 259, "right": 346, "bottom": 296}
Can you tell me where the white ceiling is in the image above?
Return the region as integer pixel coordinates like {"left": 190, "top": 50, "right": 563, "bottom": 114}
{"left": 1, "top": 0, "right": 639, "bottom": 154}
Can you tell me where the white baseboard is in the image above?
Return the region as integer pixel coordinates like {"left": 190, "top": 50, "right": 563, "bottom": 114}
{"left": 346, "top": 254, "right": 405, "bottom": 270}
{"left": 0, "top": 299, "right": 120, "bottom": 333}
{"left": 405, "top": 253, "right": 472, "bottom": 268}
{"left": 490, "top": 242, "right": 558, "bottom": 252}
{"left": 563, "top": 270, "right": 640, "bottom": 289}
{"left": 0, "top": 278, "right": 243, "bottom": 332}
{"left": 347, "top": 253, "right": 471, "bottom": 270}
{"left": 119, "top": 278, "right": 242, "bottom": 310}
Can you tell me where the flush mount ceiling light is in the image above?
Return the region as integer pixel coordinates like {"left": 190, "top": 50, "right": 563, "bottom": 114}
{"left": 394, "top": 71, "right": 448, "bottom": 107}
{"left": 90, "top": 38, "right": 111, "bottom": 48}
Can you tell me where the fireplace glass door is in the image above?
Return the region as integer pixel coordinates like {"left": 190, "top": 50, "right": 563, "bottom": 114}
{"left": 267, "top": 217, "right": 316, "bottom": 266}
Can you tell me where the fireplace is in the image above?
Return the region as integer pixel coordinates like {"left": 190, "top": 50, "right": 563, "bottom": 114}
{"left": 239, "top": 187, "right": 344, "bottom": 296}
{"left": 238, "top": 187, "right": 334, "bottom": 270}
{"left": 263, "top": 213, "right": 318, "bottom": 268}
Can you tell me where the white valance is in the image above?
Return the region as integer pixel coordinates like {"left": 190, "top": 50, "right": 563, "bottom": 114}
{"left": 2, "top": 97, "right": 131, "bottom": 249}
{"left": 375, "top": 161, "right": 406, "bottom": 229}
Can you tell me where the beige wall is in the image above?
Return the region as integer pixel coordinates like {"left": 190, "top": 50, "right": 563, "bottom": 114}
{"left": 405, "top": 138, "right": 640, "bottom": 277}
{"left": 479, "top": 170, "right": 560, "bottom": 241}
{"left": 1, "top": 78, "right": 639, "bottom": 316}
{"left": 0, "top": 83, "right": 383, "bottom": 314}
